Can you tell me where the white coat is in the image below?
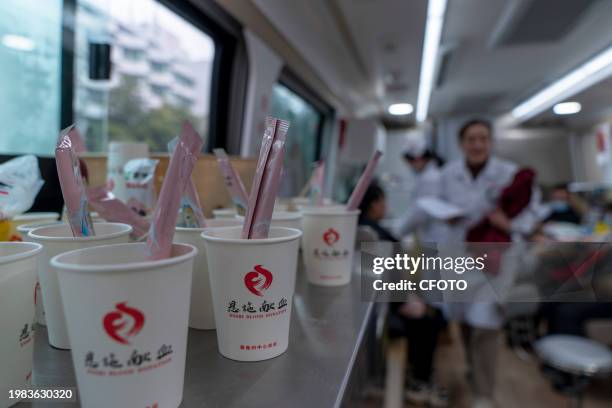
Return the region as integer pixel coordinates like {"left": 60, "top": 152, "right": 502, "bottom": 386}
{"left": 394, "top": 161, "right": 448, "bottom": 244}
{"left": 438, "top": 156, "right": 541, "bottom": 328}
{"left": 439, "top": 156, "right": 541, "bottom": 242}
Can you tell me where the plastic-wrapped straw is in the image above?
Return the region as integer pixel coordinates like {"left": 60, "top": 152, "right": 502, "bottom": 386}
{"left": 146, "top": 122, "right": 203, "bottom": 260}
{"left": 55, "top": 125, "right": 95, "bottom": 237}
{"left": 168, "top": 137, "right": 206, "bottom": 228}
{"left": 87, "top": 186, "right": 150, "bottom": 240}
{"left": 241, "top": 117, "right": 290, "bottom": 239}
{"left": 346, "top": 150, "right": 383, "bottom": 211}
{"left": 213, "top": 148, "right": 249, "bottom": 214}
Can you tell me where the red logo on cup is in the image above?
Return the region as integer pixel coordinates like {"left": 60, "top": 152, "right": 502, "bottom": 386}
{"left": 244, "top": 265, "right": 273, "bottom": 297}
{"left": 103, "top": 302, "right": 145, "bottom": 345}
{"left": 323, "top": 228, "right": 340, "bottom": 246}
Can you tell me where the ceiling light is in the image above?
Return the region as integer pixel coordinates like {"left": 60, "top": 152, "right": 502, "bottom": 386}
{"left": 1, "top": 34, "right": 35, "bottom": 51}
{"left": 511, "top": 45, "right": 612, "bottom": 122}
{"left": 553, "top": 101, "right": 581, "bottom": 115}
{"left": 388, "top": 103, "right": 414, "bottom": 115}
{"left": 416, "top": 0, "right": 448, "bottom": 122}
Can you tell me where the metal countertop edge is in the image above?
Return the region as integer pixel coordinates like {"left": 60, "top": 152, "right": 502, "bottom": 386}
{"left": 332, "top": 273, "right": 375, "bottom": 408}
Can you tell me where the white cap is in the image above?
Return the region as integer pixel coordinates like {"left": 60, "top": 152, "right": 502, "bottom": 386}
{"left": 403, "top": 137, "right": 427, "bottom": 158}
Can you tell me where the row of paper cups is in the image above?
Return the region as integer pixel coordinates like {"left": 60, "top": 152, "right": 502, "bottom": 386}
{"left": 1, "top": 204, "right": 359, "bottom": 408}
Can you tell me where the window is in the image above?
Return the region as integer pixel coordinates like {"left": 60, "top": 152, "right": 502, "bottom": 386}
{"left": 175, "top": 72, "right": 195, "bottom": 87}
{"left": 123, "top": 48, "right": 144, "bottom": 61}
{"left": 151, "top": 85, "right": 165, "bottom": 96}
{"left": 0, "top": 0, "right": 62, "bottom": 155}
{"left": 74, "top": 0, "right": 215, "bottom": 152}
{"left": 151, "top": 61, "right": 166, "bottom": 73}
{"left": 270, "top": 83, "right": 324, "bottom": 197}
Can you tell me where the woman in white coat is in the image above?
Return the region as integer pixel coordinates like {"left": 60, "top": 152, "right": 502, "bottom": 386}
{"left": 394, "top": 141, "right": 447, "bottom": 244}
{"left": 439, "top": 119, "right": 540, "bottom": 408}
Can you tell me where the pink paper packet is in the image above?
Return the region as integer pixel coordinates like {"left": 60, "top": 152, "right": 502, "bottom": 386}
{"left": 55, "top": 125, "right": 95, "bottom": 237}
{"left": 242, "top": 117, "right": 290, "bottom": 239}
{"left": 309, "top": 161, "right": 326, "bottom": 205}
{"left": 346, "top": 150, "right": 383, "bottom": 211}
{"left": 68, "top": 127, "right": 87, "bottom": 154}
{"left": 168, "top": 137, "right": 206, "bottom": 228}
{"left": 213, "top": 148, "right": 249, "bottom": 213}
{"left": 87, "top": 186, "right": 150, "bottom": 240}
{"left": 146, "top": 122, "right": 203, "bottom": 260}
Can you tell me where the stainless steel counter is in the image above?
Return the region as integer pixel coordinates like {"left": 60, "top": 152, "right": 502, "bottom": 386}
{"left": 19, "top": 261, "right": 373, "bottom": 407}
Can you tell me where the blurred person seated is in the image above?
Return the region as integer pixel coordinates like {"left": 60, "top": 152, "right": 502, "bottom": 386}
{"left": 388, "top": 300, "right": 448, "bottom": 407}
{"left": 359, "top": 183, "right": 448, "bottom": 406}
{"left": 544, "top": 183, "right": 583, "bottom": 225}
{"left": 358, "top": 182, "right": 398, "bottom": 242}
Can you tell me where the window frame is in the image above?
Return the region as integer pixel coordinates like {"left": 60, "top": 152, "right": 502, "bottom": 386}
{"left": 276, "top": 67, "right": 335, "bottom": 161}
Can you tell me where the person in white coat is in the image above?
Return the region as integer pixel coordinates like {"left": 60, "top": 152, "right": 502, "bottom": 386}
{"left": 394, "top": 140, "right": 447, "bottom": 244}
{"left": 439, "top": 119, "right": 541, "bottom": 408}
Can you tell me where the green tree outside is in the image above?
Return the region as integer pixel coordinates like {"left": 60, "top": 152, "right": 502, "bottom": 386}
{"left": 107, "top": 76, "right": 206, "bottom": 152}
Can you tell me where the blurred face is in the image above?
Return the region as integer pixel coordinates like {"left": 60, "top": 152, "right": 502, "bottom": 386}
{"left": 367, "top": 197, "right": 386, "bottom": 221}
{"left": 405, "top": 157, "right": 428, "bottom": 172}
{"left": 460, "top": 123, "right": 491, "bottom": 167}
{"left": 550, "top": 188, "right": 570, "bottom": 202}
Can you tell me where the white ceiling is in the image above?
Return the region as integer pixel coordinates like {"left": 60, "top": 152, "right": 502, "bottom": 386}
{"left": 526, "top": 74, "right": 612, "bottom": 129}
{"left": 252, "top": 0, "right": 612, "bottom": 127}
{"left": 433, "top": 0, "right": 612, "bottom": 120}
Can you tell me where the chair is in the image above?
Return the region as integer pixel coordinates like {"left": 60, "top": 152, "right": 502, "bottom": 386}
{"left": 534, "top": 334, "right": 612, "bottom": 408}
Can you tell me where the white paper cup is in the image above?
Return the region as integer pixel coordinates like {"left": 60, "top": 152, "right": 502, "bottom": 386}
{"left": 291, "top": 197, "right": 334, "bottom": 210}
{"left": 16, "top": 221, "right": 64, "bottom": 240}
{"left": 235, "top": 211, "right": 303, "bottom": 233}
{"left": 212, "top": 208, "right": 237, "bottom": 219}
{"left": 274, "top": 199, "right": 290, "bottom": 212}
{"left": 202, "top": 227, "right": 301, "bottom": 362}
{"left": 290, "top": 197, "right": 310, "bottom": 208}
{"left": 301, "top": 207, "right": 360, "bottom": 286}
{"left": 52, "top": 242, "right": 196, "bottom": 408}
{"left": 174, "top": 219, "right": 243, "bottom": 330}
{"left": 28, "top": 223, "right": 132, "bottom": 349}
{"left": 12, "top": 212, "right": 60, "bottom": 228}
{"left": 61, "top": 212, "right": 104, "bottom": 224}
{"left": 0, "top": 242, "right": 42, "bottom": 408}
{"left": 296, "top": 204, "right": 343, "bottom": 214}
{"left": 16, "top": 222, "right": 63, "bottom": 327}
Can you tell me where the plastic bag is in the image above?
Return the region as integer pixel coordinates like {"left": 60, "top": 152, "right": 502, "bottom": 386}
{"left": 0, "top": 155, "right": 44, "bottom": 220}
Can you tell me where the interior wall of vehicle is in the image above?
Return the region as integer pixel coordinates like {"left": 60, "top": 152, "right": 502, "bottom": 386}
{"left": 494, "top": 127, "right": 573, "bottom": 186}
{"left": 212, "top": 0, "right": 346, "bottom": 115}
{"left": 571, "top": 123, "right": 612, "bottom": 184}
